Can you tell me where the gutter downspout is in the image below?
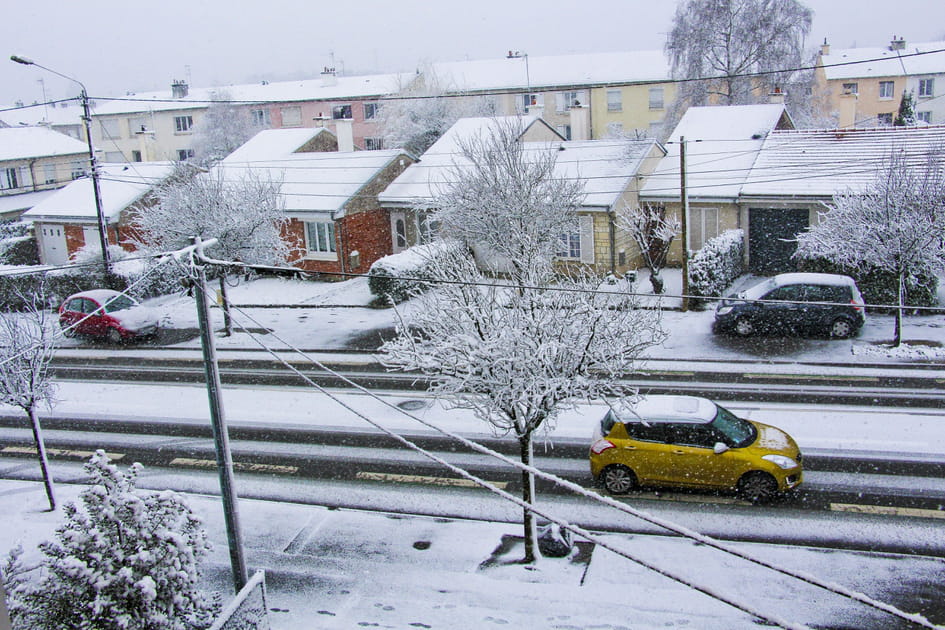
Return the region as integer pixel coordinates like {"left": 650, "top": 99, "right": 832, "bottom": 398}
{"left": 608, "top": 208, "right": 616, "bottom": 274}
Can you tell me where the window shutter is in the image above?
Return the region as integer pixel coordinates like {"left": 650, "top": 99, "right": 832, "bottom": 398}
{"left": 555, "top": 92, "right": 567, "bottom": 113}
{"left": 579, "top": 215, "right": 595, "bottom": 264}
{"left": 19, "top": 166, "right": 33, "bottom": 188}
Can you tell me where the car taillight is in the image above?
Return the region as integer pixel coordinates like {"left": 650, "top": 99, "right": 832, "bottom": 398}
{"left": 850, "top": 299, "right": 863, "bottom": 312}
{"left": 590, "top": 439, "right": 616, "bottom": 455}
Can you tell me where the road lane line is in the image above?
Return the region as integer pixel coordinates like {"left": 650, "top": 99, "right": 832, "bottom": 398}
{"left": 1, "top": 446, "right": 124, "bottom": 461}
{"left": 357, "top": 471, "right": 508, "bottom": 490}
{"left": 170, "top": 457, "right": 298, "bottom": 475}
{"left": 830, "top": 503, "right": 945, "bottom": 520}
{"left": 743, "top": 373, "right": 880, "bottom": 382}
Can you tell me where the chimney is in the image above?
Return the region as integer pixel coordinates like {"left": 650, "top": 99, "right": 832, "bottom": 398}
{"left": 569, "top": 100, "right": 590, "bottom": 141}
{"left": 768, "top": 86, "right": 785, "bottom": 105}
{"left": 335, "top": 119, "right": 354, "bottom": 152}
{"left": 889, "top": 36, "right": 906, "bottom": 51}
{"left": 320, "top": 66, "right": 338, "bottom": 88}
{"left": 820, "top": 38, "right": 830, "bottom": 56}
{"left": 171, "top": 80, "right": 189, "bottom": 98}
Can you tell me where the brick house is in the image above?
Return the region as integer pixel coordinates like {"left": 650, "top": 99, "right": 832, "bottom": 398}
{"left": 217, "top": 128, "right": 415, "bottom": 276}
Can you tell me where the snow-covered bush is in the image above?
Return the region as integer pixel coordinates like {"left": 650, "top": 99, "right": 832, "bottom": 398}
{"left": 0, "top": 221, "right": 38, "bottom": 265}
{"left": 796, "top": 254, "right": 939, "bottom": 310}
{"left": 688, "top": 229, "right": 744, "bottom": 306}
{"left": 3, "top": 451, "right": 219, "bottom": 630}
{"left": 368, "top": 240, "right": 465, "bottom": 304}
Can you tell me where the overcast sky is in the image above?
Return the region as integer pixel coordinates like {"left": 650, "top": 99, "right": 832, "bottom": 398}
{"left": 3, "top": 0, "right": 945, "bottom": 106}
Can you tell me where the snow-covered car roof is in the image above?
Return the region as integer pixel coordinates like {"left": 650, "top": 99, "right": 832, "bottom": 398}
{"left": 741, "top": 273, "right": 858, "bottom": 301}
{"left": 613, "top": 395, "right": 717, "bottom": 424}
{"left": 64, "top": 289, "right": 139, "bottom": 307}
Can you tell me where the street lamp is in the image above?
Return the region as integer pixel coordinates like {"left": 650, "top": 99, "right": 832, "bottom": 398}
{"left": 11, "top": 55, "right": 111, "bottom": 275}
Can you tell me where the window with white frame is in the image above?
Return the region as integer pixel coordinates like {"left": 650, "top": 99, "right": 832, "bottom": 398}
{"left": 556, "top": 228, "right": 581, "bottom": 259}
{"left": 648, "top": 87, "right": 665, "bottom": 110}
{"left": 556, "top": 124, "right": 572, "bottom": 140}
{"left": 1, "top": 167, "right": 18, "bottom": 190}
{"left": 174, "top": 115, "right": 194, "bottom": 133}
{"left": 555, "top": 91, "right": 584, "bottom": 112}
{"left": 363, "top": 103, "right": 379, "bottom": 119}
{"left": 43, "top": 163, "right": 57, "bottom": 185}
{"left": 99, "top": 118, "right": 121, "bottom": 139}
{"left": 879, "top": 81, "right": 895, "bottom": 99}
{"left": 281, "top": 106, "right": 302, "bottom": 127}
{"left": 364, "top": 137, "right": 384, "bottom": 150}
{"left": 688, "top": 207, "right": 719, "bottom": 251}
{"left": 555, "top": 216, "right": 594, "bottom": 263}
{"left": 919, "top": 78, "right": 935, "bottom": 98}
{"left": 521, "top": 93, "right": 542, "bottom": 113}
{"left": 607, "top": 89, "right": 622, "bottom": 112}
{"left": 70, "top": 161, "right": 86, "bottom": 179}
{"left": 177, "top": 149, "right": 195, "bottom": 161}
{"left": 332, "top": 104, "right": 353, "bottom": 120}
{"left": 841, "top": 82, "right": 858, "bottom": 95}
{"left": 128, "top": 116, "right": 149, "bottom": 134}
{"left": 918, "top": 111, "right": 933, "bottom": 123}
{"left": 251, "top": 108, "right": 271, "bottom": 127}
{"left": 305, "top": 220, "right": 336, "bottom": 255}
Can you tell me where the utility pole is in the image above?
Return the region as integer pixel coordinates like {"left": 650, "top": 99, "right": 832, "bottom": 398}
{"left": 679, "top": 136, "right": 690, "bottom": 312}
{"left": 10, "top": 56, "right": 111, "bottom": 277}
{"left": 190, "top": 238, "right": 247, "bottom": 592}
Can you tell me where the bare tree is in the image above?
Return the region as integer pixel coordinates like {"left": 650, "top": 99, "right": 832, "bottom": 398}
{"left": 191, "top": 90, "right": 255, "bottom": 167}
{"left": 796, "top": 148, "right": 945, "bottom": 346}
{"left": 0, "top": 293, "right": 58, "bottom": 510}
{"left": 617, "top": 203, "right": 680, "bottom": 294}
{"left": 665, "top": 0, "right": 813, "bottom": 127}
{"left": 377, "top": 62, "right": 496, "bottom": 155}
{"left": 134, "top": 165, "right": 287, "bottom": 334}
{"left": 380, "top": 122, "right": 665, "bottom": 562}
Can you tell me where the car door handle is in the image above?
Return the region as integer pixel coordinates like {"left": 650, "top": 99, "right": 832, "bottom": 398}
{"left": 672, "top": 450, "right": 685, "bottom": 455}
{"left": 623, "top": 445, "right": 636, "bottom": 450}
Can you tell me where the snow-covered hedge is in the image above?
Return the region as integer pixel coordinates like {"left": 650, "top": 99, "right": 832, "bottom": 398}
{"left": 796, "top": 254, "right": 939, "bottom": 310}
{"left": 368, "top": 241, "right": 464, "bottom": 304}
{"left": 0, "top": 221, "right": 37, "bottom": 266}
{"left": 688, "top": 229, "right": 744, "bottom": 307}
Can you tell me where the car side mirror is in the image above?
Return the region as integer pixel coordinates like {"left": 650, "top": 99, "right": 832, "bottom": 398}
{"left": 713, "top": 442, "right": 729, "bottom": 455}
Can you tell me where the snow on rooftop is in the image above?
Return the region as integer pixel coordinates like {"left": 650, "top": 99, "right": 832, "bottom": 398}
{"left": 22, "top": 162, "right": 175, "bottom": 222}
{"left": 0, "top": 100, "right": 84, "bottom": 128}
{"left": 740, "top": 125, "right": 945, "bottom": 198}
{"left": 222, "top": 127, "right": 335, "bottom": 163}
{"left": 641, "top": 104, "right": 789, "bottom": 201}
{"left": 89, "top": 72, "right": 411, "bottom": 116}
{"left": 0, "top": 126, "right": 89, "bottom": 162}
{"left": 822, "top": 40, "right": 945, "bottom": 81}
{"left": 380, "top": 116, "right": 655, "bottom": 209}
{"left": 0, "top": 189, "right": 59, "bottom": 217}
{"left": 433, "top": 50, "right": 671, "bottom": 92}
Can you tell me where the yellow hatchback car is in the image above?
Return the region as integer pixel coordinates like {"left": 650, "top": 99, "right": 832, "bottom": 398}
{"left": 590, "top": 395, "right": 803, "bottom": 502}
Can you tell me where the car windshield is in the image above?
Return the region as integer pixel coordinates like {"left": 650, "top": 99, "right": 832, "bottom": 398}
{"left": 709, "top": 404, "right": 756, "bottom": 448}
{"left": 102, "top": 295, "right": 136, "bottom": 313}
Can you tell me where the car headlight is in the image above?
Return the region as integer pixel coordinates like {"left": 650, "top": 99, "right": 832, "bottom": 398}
{"left": 716, "top": 305, "right": 734, "bottom": 315}
{"left": 762, "top": 454, "right": 798, "bottom": 470}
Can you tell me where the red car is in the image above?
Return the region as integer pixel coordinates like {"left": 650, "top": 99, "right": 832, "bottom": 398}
{"left": 59, "top": 290, "right": 159, "bottom": 343}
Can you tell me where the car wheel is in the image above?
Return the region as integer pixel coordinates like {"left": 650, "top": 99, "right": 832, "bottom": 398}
{"left": 737, "top": 471, "right": 778, "bottom": 504}
{"left": 59, "top": 323, "right": 76, "bottom": 338}
{"left": 106, "top": 328, "right": 123, "bottom": 344}
{"left": 734, "top": 317, "right": 755, "bottom": 337}
{"left": 828, "top": 318, "right": 854, "bottom": 339}
{"left": 600, "top": 465, "right": 637, "bottom": 495}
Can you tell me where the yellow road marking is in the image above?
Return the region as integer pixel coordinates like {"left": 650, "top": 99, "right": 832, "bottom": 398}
{"left": 831, "top": 503, "right": 945, "bottom": 520}
{"left": 357, "top": 471, "right": 508, "bottom": 490}
{"left": 170, "top": 457, "right": 297, "bottom": 475}
{"left": 743, "top": 373, "right": 879, "bottom": 382}
{"left": 2, "top": 446, "right": 124, "bottom": 461}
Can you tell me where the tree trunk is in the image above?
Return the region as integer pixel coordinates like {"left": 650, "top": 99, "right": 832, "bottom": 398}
{"left": 894, "top": 272, "right": 904, "bottom": 347}
{"left": 27, "top": 405, "right": 56, "bottom": 511}
{"left": 519, "top": 433, "right": 538, "bottom": 564}
{"left": 219, "top": 275, "right": 233, "bottom": 337}
{"left": 648, "top": 270, "right": 665, "bottom": 294}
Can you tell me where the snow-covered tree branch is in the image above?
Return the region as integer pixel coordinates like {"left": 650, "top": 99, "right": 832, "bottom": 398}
{"left": 380, "top": 121, "right": 665, "bottom": 562}
{"left": 191, "top": 90, "right": 255, "bottom": 167}
{"left": 617, "top": 203, "right": 680, "bottom": 294}
{"left": 795, "top": 148, "right": 945, "bottom": 345}
{"left": 0, "top": 292, "right": 58, "bottom": 510}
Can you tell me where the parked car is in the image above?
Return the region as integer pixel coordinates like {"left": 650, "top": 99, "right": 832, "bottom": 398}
{"left": 59, "top": 290, "right": 159, "bottom": 343}
{"left": 713, "top": 273, "right": 865, "bottom": 338}
{"left": 590, "top": 395, "right": 802, "bottom": 503}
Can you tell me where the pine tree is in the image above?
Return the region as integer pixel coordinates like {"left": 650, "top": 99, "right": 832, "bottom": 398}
{"left": 4, "top": 452, "right": 219, "bottom": 629}
{"left": 894, "top": 90, "right": 917, "bottom": 126}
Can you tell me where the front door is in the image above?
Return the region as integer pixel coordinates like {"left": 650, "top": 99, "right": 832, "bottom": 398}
{"left": 390, "top": 212, "right": 407, "bottom": 254}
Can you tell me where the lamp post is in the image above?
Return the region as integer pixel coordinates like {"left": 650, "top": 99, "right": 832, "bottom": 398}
{"left": 11, "top": 55, "right": 111, "bottom": 275}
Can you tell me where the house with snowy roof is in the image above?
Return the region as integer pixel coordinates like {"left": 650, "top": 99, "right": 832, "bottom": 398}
{"left": 217, "top": 127, "right": 415, "bottom": 275}
{"left": 0, "top": 98, "right": 85, "bottom": 141}
{"left": 0, "top": 126, "right": 91, "bottom": 220}
{"left": 89, "top": 69, "right": 411, "bottom": 164}
{"left": 816, "top": 37, "right": 945, "bottom": 128}
{"left": 379, "top": 115, "right": 665, "bottom": 277}
{"left": 22, "top": 162, "right": 176, "bottom": 265}
{"left": 432, "top": 50, "right": 675, "bottom": 141}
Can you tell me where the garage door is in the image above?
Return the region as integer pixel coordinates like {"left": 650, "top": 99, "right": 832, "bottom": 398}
{"left": 748, "top": 208, "right": 809, "bottom": 275}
